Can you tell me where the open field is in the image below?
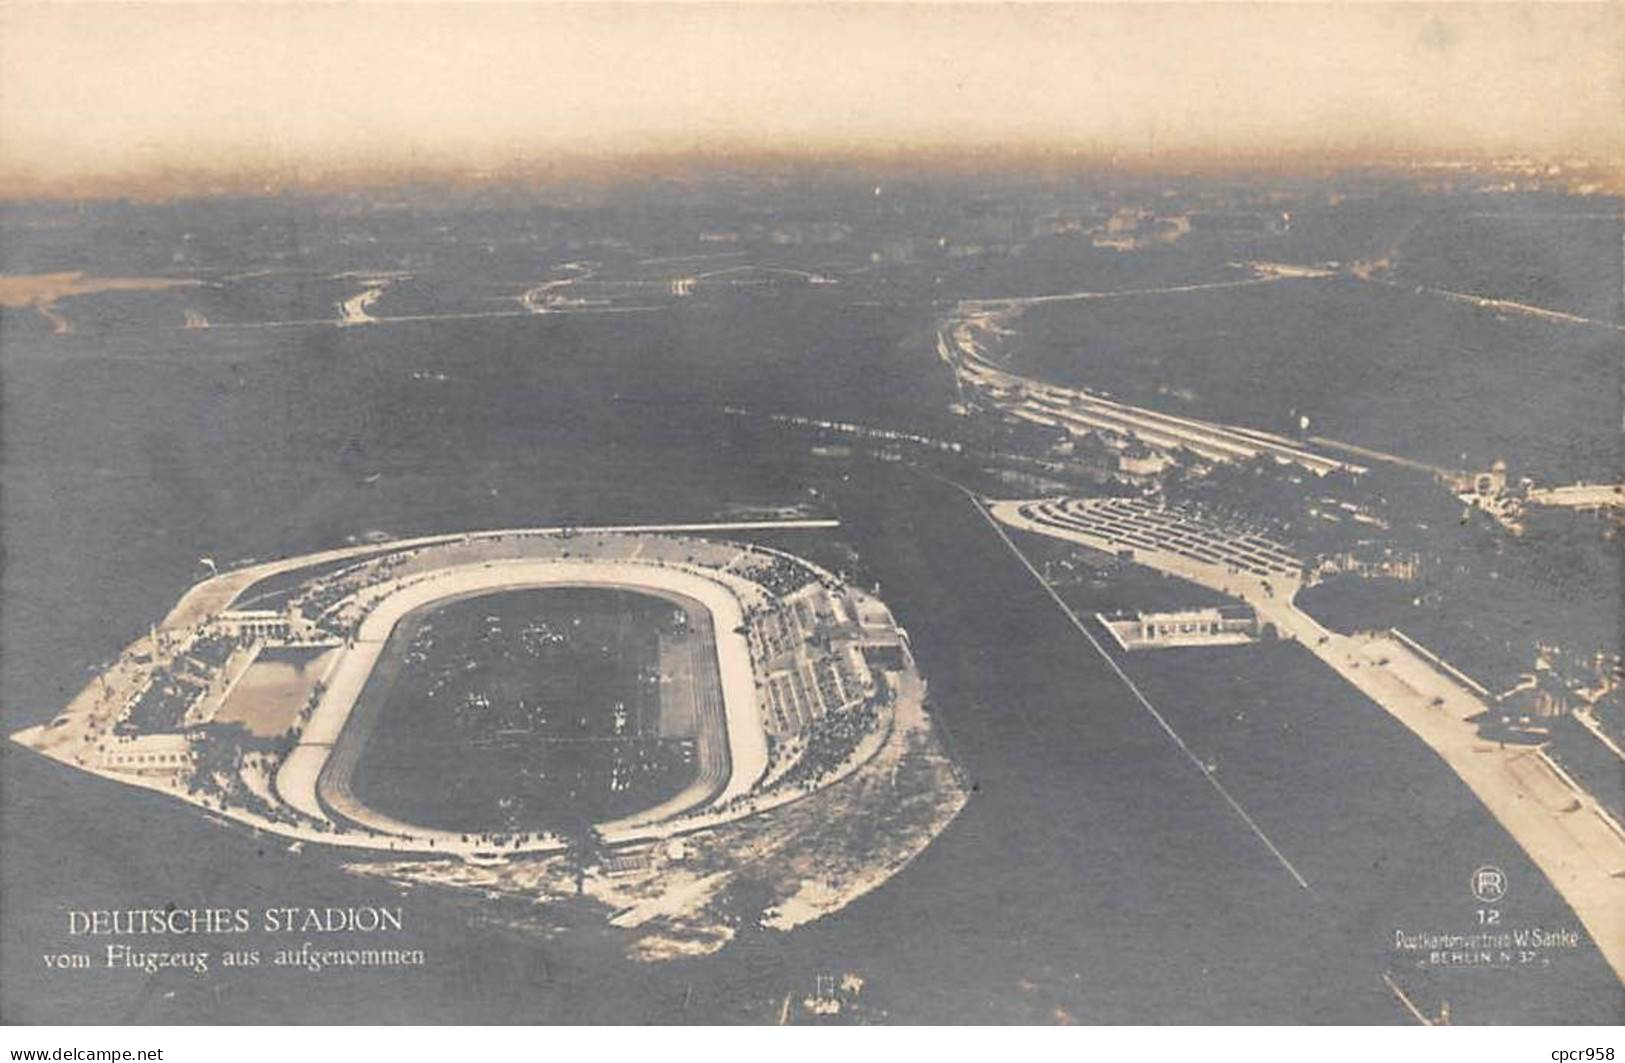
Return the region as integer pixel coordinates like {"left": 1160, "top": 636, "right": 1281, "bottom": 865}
{"left": 0, "top": 271, "right": 200, "bottom": 307}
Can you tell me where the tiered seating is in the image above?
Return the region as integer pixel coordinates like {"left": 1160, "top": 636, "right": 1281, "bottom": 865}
{"left": 773, "top": 699, "right": 881, "bottom": 791}
{"left": 765, "top": 670, "right": 818, "bottom": 735}
{"left": 292, "top": 555, "right": 411, "bottom": 622}
{"left": 748, "top": 606, "right": 802, "bottom": 662}
{"left": 1020, "top": 497, "right": 1302, "bottom": 578}
{"left": 731, "top": 549, "right": 820, "bottom": 598}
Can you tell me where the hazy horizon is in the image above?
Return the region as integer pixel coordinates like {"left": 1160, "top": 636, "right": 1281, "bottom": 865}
{"left": 2, "top": 3, "right": 1622, "bottom": 200}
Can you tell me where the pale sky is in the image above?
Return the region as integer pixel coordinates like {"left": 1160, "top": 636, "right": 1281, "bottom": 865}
{"left": 1, "top": 2, "right": 1620, "bottom": 195}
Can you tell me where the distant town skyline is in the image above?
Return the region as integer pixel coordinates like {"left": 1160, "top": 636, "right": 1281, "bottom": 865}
{"left": 2, "top": 3, "right": 1620, "bottom": 198}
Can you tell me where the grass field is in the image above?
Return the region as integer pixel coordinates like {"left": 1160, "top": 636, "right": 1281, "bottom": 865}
{"left": 348, "top": 587, "right": 705, "bottom": 834}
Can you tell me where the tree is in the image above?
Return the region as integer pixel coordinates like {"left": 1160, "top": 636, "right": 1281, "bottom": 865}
{"left": 555, "top": 807, "right": 605, "bottom": 897}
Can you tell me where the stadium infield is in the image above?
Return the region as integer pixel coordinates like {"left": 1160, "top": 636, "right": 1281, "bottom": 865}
{"left": 275, "top": 557, "right": 764, "bottom": 852}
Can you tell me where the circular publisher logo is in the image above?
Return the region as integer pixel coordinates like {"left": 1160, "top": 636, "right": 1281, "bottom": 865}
{"left": 1471, "top": 865, "right": 1508, "bottom": 904}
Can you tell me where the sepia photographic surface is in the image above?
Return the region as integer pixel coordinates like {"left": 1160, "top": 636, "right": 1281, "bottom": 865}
{"left": 0, "top": 1, "right": 1620, "bottom": 1026}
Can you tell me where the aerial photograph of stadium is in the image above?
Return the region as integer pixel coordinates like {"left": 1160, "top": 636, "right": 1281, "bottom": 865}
{"left": 0, "top": 0, "right": 1620, "bottom": 1036}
